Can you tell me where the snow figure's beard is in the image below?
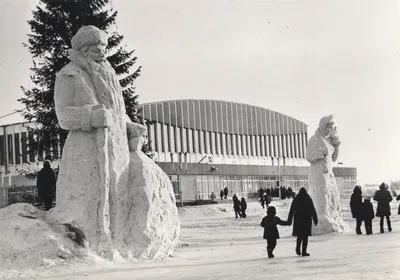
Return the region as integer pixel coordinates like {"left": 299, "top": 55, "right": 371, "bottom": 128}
{"left": 69, "top": 49, "right": 124, "bottom": 114}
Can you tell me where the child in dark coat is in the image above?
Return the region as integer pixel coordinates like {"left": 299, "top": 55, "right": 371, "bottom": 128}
{"left": 260, "top": 206, "right": 290, "bottom": 258}
{"left": 361, "top": 195, "right": 375, "bottom": 235}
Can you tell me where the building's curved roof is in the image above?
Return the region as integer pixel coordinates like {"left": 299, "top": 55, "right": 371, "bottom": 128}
{"left": 139, "top": 99, "right": 307, "bottom": 135}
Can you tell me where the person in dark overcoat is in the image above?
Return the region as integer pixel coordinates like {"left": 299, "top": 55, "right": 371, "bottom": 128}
{"left": 373, "top": 182, "right": 393, "bottom": 233}
{"left": 36, "top": 160, "right": 57, "bottom": 211}
{"left": 397, "top": 194, "right": 400, "bottom": 215}
{"left": 287, "top": 187, "right": 318, "bottom": 257}
{"left": 232, "top": 194, "right": 242, "bottom": 218}
{"left": 350, "top": 185, "right": 363, "bottom": 234}
{"left": 240, "top": 197, "right": 247, "bottom": 218}
{"left": 220, "top": 189, "right": 224, "bottom": 200}
{"left": 361, "top": 195, "right": 374, "bottom": 235}
{"left": 260, "top": 206, "right": 290, "bottom": 258}
{"left": 224, "top": 187, "right": 229, "bottom": 199}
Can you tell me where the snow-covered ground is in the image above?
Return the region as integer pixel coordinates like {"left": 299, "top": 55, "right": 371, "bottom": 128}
{"left": 2, "top": 199, "right": 400, "bottom": 280}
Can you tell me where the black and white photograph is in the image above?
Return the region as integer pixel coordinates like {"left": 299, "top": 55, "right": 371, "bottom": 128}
{"left": 0, "top": 0, "right": 399, "bottom": 279}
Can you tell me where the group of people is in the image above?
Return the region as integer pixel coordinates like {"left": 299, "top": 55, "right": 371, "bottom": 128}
{"left": 260, "top": 187, "right": 318, "bottom": 258}
{"left": 350, "top": 182, "right": 400, "bottom": 235}
{"left": 258, "top": 186, "right": 295, "bottom": 201}
{"left": 232, "top": 194, "right": 248, "bottom": 218}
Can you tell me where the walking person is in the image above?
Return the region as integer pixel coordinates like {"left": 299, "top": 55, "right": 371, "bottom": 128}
{"left": 396, "top": 194, "right": 400, "bottom": 215}
{"left": 374, "top": 182, "right": 393, "bottom": 233}
{"left": 287, "top": 187, "right": 318, "bottom": 257}
{"left": 36, "top": 160, "right": 57, "bottom": 211}
{"left": 232, "top": 194, "right": 242, "bottom": 218}
{"left": 224, "top": 187, "right": 228, "bottom": 200}
{"left": 220, "top": 189, "right": 224, "bottom": 200}
{"left": 361, "top": 195, "right": 374, "bottom": 235}
{"left": 260, "top": 206, "right": 290, "bottom": 258}
{"left": 350, "top": 185, "right": 363, "bottom": 234}
{"left": 240, "top": 197, "right": 247, "bottom": 218}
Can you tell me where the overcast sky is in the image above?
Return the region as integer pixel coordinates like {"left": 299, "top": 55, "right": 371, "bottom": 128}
{"left": 0, "top": 0, "right": 399, "bottom": 184}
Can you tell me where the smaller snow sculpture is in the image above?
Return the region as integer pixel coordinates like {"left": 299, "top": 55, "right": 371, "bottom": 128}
{"left": 306, "top": 115, "right": 348, "bottom": 234}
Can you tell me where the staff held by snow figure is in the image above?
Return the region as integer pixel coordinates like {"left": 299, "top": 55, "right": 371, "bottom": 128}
{"left": 306, "top": 114, "right": 348, "bottom": 234}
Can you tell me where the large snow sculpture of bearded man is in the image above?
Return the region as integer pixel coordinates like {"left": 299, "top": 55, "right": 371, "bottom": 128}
{"left": 48, "top": 25, "right": 179, "bottom": 260}
{"left": 306, "top": 115, "right": 348, "bottom": 234}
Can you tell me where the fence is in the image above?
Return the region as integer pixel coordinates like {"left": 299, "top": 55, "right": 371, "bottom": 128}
{"left": 0, "top": 185, "right": 38, "bottom": 208}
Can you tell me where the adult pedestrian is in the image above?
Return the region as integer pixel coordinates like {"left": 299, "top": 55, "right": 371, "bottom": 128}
{"left": 240, "top": 197, "right": 247, "bottom": 218}
{"left": 374, "top": 182, "right": 393, "bottom": 233}
{"left": 36, "top": 160, "right": 57, "bottom": 211}
{"left": 350, "top": 185, "right": 363, "bottom": 234}
{"left": 287, "top": 187, "right": 318, "bottom": 257}
{"left": 233, "top": 194, "right": 242, "bottom": 218}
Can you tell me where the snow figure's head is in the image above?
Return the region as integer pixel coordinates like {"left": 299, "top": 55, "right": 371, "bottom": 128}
{"left": 70, "top": 25, "right": 108, "bottom": 63}
{"left": 318, "top": 114, "right": 335, "bottom": 137}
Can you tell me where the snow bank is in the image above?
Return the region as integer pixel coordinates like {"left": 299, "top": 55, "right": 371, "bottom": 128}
{"left": 178, "top": 204, "right": 229, "bottom": 217}
{"left": 0, "top": 203, "right": 87, "bottom": 271}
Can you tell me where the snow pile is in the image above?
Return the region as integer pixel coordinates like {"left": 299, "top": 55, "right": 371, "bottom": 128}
{"left": 0, "top": 203, "right": 87, "bottom": 271}
{"left": 178, "top": 204, "right": 229, "bottom": 217}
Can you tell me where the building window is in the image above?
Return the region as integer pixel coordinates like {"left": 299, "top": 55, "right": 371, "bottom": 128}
{"left": 7, "top": 134, "right": 13, "bottom": 164}
{"left": 0, "top": 135, "right": 4, "bottom": 165}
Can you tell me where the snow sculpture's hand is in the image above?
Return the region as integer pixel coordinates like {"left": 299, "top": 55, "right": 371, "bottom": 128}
{"left": 91, "top": 105, "right": 112, "bottom": 128}
{"left": 321, "top": 146, "right": 329, "bottom": 157}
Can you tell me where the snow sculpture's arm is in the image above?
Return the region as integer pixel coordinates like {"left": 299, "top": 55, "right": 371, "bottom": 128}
{"left": 54, "top": 72, "right": 111, "bottom": 131}
{"left": 125, "top": 115, "right": 147, "bottom": 152}
{"left": 332, "top": 146, "right": 339, "bottom": 162}
{"left": 306, "top": 136, "right": 327, "bottom": 164}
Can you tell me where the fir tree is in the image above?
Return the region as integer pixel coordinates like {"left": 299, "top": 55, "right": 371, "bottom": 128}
{"left": 18, "top": 0, "right": 153, "bottom": 165}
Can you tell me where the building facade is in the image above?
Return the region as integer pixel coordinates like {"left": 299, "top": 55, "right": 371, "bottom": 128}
{"left": 0, "top": 99, "right": 357, "bottom": 206}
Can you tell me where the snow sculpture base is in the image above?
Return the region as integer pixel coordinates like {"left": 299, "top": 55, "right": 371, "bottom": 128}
{"left": 122, "top": 151, "right": 180, "bottom": 259}
{"left": 308, "top": 172, "right": 349, "bottom": 235}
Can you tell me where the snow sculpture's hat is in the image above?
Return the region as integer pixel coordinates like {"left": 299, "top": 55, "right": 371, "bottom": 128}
{"left": 318, "top": 114, "right": 335, "bottom": 130}
{"left": 364, "top": 195, "right": 371, "bottom": 200}
{"left": 71, "top": 25, "right": 108, "bottom": 50}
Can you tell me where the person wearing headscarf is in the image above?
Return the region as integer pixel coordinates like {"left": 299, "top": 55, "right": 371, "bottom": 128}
{"left": 36, "top": 160, "right": 57, "bottom": 211}
{"left": 373, "top": 182, "right": 393, "bottom": 233}
{"left": 287, "top": 187, "right": 318, "bottom": 257}
{"left": 350, "top": 185, "right": 363, "bottom": 234}
{"left": 305, "top": 115, "right": 346, "bottom": 233}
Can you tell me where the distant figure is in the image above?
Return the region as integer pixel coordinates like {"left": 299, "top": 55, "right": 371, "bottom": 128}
{"left": 209, "top": 192, "right": 216, "bottom": 202}
{"left": 287, "top": 187, "right": 294, "bottom": 198}
{"left": 288, "top": 187, "right": 318, "bottom": 257}
{"left": 264, "top": 192, "right": 271, "bottom": 207}
{"left": 220, "top": 190, "right": 224, "bottom": 200}
{"left": 258, "top": 187, "right": 265, "bottom": 198}
{"left": 240, "top": 197, "right": 247, "bottom": 218}
{"left": 396, "top": 194, "right": 400, "bottom": 215}
{"left": 260, "top": 193, "right": 266, "bottom": 209}
{"left": 36, "top": 160, "right": 57, "bottom": 211}
{"left": 350, "top": 185, "right": 363, "bottom": 235}
{"left": 232, "top": 194, "right": 242, "bottom": 219}
{"left": 260, "top": 206, "right": 290, "bottom": 258}
{"left": 224, "top": 187, "right": 228, "bottom": 200}
{"left": 361, "top": 196, "right": 374, "bottom": 235}
{"left": 374, "top": 183, "right": 393, "bottom": 233}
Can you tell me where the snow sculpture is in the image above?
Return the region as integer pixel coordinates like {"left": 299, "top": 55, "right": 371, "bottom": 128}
{"left": 47, "top": 25, "right": 180, "bottom": 259}
{"left": 306, "top": 115, "right": 348, "bottom": 234}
